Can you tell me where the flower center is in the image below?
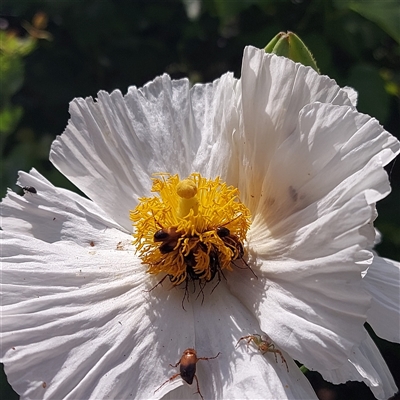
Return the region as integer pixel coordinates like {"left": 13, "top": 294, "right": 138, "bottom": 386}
{"left": 130, "top": 173, "right": 251, "bottom": 287}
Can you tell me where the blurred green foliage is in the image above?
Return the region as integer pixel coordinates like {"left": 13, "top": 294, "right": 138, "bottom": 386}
{"left": 0, "top": 30, "right": 35, "bottom": 153}
{"left": 1, "top": 1, "right": 399, "bottom": 399}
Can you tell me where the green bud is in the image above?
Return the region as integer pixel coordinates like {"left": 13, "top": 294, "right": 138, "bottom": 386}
{"left": 264, "top": 31, "right": 320, "bottom": 74}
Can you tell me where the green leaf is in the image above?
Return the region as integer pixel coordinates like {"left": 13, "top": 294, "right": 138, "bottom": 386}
{"left": 0, "top": 31, "right": 37, "bottom": 56}
{"left": 209, "top": 0, "right": 243, "bottom": 20}
{"left": 0, "top": 54, "right": 25, "bottom": 101}
{"left": 334, "top": 0, "right": 400, "bottom": 43}
{"left": 346, "top": 64, "right": 390, "bottom": 123}
{"left": 0, "top": 105, "right": 23, "bottom": 135}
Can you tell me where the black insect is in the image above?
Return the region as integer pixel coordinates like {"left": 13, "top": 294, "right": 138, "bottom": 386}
{"left": 216, "top": 226, "right": 244, "bottom": 260}
{"left": 22, "top": 186, "right": 37, "bottom": 194}
{"left": 150, "top": 222, "right": 255, "bottom": 308}
{"left": 154, "top": 227, "right": 182, "bottom": 254}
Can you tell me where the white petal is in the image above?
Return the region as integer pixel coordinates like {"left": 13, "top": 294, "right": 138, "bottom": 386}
{"left": 2, "top": 169, "right": 127, "bottom": 241}
{"left": 227, "top": 259, "right": 369, "bottom": 372}
{"left": 160, "top": 283, "right": 318, "bottom": 400}
{"left": 227, "top": 191, "right": 379, "bottom": 371}
{"left": 364, "top": 256, "right": 400, "bottom": 343}
{"left": 241, "top": 101, "right": 399, "bottom": 228}
{"left": 50, "top": 73, "right": 239, "bottom": 232}
{"left": 319, "top": 334, "right": 398, "bottom": 400}
{"left": 342, "top": 86, "right": 358, "bottom": 106}
{"left": 0, "top": 175, "right": 199, "bottom": 399}
{"left": 1, "top": 174, "right": 316, "bottom": 399}
{"left": 237, "top": 47, "right": 357, "bottom": 210}
{"left": 229, "top": 65, "right": 400, "bottom": 374}
{"left": 0, "top": 229, "right": 199, "bottom": 399}
{"left": 241, "top": 47, "right": 355, "bottom": 144}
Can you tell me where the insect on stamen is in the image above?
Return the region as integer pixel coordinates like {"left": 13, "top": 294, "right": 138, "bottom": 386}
{"left": 131, "top": 173, "right": 254, "bottom": 306}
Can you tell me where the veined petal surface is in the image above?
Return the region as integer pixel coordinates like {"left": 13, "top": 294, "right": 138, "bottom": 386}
{"left": 1, "top": 172, "right": 318, "bottom": 400}
{"left": 318, "top": 333, "right": 398, "bottom": 399}
{"left": 364, "top": 256, "right": 400, "bottom": 343}
{"left": 228, "top": 48, "right": 400, "bottom": 373}
{"left": 50, "top": 73, "right": 240, "bottom": 232}
{"left": 1, "top": 171, "right": 189, "bottom": 399}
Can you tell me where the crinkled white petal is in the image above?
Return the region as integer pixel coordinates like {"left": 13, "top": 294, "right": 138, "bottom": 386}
{"left": 228, "top": 52, "right": 400, "bottom": 373}
{"left": 1, "top": 232, "right": 180, "bottom": 400}
{"left": 50, "top": 73, "right": 239, "bottom": 232}
{"left": 3, "top": 45, "right": 400, "bottom": 400}
{"left": 240, "top": 101, "right": 399, "bottom": 233}
{"left": 229, "top": 143, "right": 390, "bottom": 371}
{"left": 1, "top": 171, "right": 317, "bottom": 399}
{"left": 236, "top": 47, "right": 358, "bottom": 209}
{"left": 160, "top": 283, "right": 318, "bottom": 400}
{"left": 242, "top": 47, "right": 356, "bottom": 142}
{"left": 342, "top": 86, "right": 358, "bottom": 106}
{"left": 318, "top": 333, "right": 398, "bottom": 400}
{"left": 227, "top": 245, "right": 370, "bottom": 371}
{"left": 364, "top": 256, "right": 400, "bottom": 343}
{"left": 235, "top": 191, "right": 391, "bottom": 371}
{"left": 2, "top": 169, "right": 127, "bottom": 240}
{"left": 1, "top": 173, "right": 198, "bottom": 399}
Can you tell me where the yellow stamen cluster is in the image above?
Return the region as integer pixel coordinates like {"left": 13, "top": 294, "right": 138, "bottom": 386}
{"left": 130, "top": 173, "right": 251, "bottom": 286}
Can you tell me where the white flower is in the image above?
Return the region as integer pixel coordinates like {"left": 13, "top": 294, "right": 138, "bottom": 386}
{"left": 1, "top": 46, "right": 399, "bottom": 400}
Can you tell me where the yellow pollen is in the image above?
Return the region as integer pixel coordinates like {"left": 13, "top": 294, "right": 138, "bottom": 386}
{"left": 130, "top": 173, "right": 251, "bottom": 289}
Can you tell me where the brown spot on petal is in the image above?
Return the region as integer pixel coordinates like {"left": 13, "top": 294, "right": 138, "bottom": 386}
{"left": 289, "top": 186, "right": 298, "bottom": 202}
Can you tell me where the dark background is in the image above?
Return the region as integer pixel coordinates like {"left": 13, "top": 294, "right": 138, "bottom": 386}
{"left": 1, "top": 1, "right": 399, "bottom": 399}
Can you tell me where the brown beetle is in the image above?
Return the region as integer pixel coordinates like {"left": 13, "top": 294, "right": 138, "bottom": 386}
{"left": 155, "top": 348, "right": 220, "bottom": 399}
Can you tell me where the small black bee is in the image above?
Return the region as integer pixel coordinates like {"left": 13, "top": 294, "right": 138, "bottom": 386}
{"left": 216, "top": 226, "right": 244, "bottom": 259}
{"left": 153, "top": 227, "right": 182, "bottom": 254}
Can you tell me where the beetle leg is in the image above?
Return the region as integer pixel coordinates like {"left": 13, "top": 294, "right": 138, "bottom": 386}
{"left": 169, "top": 359, "right": 182, "bottom": 368}
{"left": 193, "top": 374, "right": 204, "bottom": 400}
{"left": 154, "top": 373, "right": 180, "bottom": 393}
{"left": 197, "top": 351, "right": 221, "bottom": 361}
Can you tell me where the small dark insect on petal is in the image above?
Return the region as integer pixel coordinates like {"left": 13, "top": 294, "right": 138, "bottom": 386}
{"left": 22, "top": 186, "right": 37, "bottom": 194}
